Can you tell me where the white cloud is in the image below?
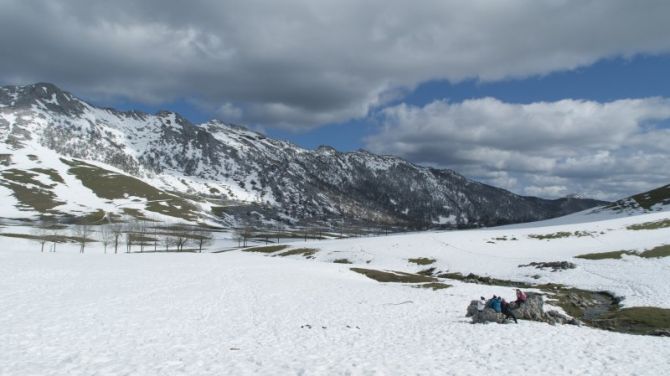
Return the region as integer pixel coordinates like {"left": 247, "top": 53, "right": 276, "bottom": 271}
{"left": 2, "top": 0, "right": 670, "bottom": 129}
{"left": 366, "top": 97, "right": 670, "bottom": 200}
{"left": 216, "top": 102, "right": 242, "bottom": 121}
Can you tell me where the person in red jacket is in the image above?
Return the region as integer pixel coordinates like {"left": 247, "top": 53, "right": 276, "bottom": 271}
{"left": 515, "top": 289, "right": 527, "bottom": 305}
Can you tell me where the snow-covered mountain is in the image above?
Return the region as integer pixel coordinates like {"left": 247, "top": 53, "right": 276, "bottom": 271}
{"left": 0, "top": 82, "right": 605, "bottom": 226}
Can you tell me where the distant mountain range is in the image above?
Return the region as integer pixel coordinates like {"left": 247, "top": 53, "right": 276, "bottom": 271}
{"left": 0, "top": 83, "right": 608, "bottom": 228}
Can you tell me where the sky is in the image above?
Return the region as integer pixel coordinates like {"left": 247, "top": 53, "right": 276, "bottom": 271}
{"left": 1, "top": 0, "right": 670, "bottom": 201}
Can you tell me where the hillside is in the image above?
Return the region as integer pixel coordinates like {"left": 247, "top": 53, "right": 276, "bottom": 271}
{"left": 1, "top": 83, "right": 605, "bottom": 228}
{"left": 600, "top": 184, "right": 670, "bottom": 213}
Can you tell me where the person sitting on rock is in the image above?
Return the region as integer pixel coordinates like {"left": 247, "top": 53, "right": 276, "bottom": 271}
{"left": 491, "top": 295, "right": 502, "bottom": 313}
{"left": 477, "top": 296, "right": 486, "bottom": 312}
{"left": 515, "top": 289, "right": 527, "bottom": 305}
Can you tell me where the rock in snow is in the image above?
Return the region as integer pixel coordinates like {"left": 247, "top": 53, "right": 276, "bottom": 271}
{"left": 466, "top": 293, "right": 580, "bottom": 325}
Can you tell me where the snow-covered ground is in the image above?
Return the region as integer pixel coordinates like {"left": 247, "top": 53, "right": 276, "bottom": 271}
{"left": 1, "top": 248, "right": 669, "bottom": 375}
{"left": 1, "top": 208, "right": 670, "bottom": 375}
{"left": 290, "top": 209, "right": 670, "bottom": 309}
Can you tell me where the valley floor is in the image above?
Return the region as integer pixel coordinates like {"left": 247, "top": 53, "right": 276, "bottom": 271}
{"left": 1, "top": 245, "right": 669, "bottom": 375}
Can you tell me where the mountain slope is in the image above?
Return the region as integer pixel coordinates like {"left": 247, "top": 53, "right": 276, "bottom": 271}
{"left": 600, "top": 184, "right": 670, "bottom": 213}
{"left": 1, "top": 83, "right": 606, "bottom": 227}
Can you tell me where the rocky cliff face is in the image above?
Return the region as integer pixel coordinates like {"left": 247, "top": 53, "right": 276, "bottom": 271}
{"left": 0, "top": 83, "right": 606, "bottom": 227}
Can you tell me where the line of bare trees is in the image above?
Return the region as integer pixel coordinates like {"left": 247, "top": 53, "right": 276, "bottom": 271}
{"left": 30, "top": 219, "right": 214, "bottom": 254}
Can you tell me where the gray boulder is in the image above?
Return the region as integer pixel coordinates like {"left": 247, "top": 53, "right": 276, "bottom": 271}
{"left": 469, "top": 307, "right": 507, "bottom": 324}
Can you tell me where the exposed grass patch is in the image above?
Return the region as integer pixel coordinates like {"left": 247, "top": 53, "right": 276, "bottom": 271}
{"left": 492, "top": 236, "right": 518, "bottom": 241}
{"left": 628, "top": 219, "right": 670, "bottom": 231}
{"left": 118, "top": 208, "right": 161, "bottom": 222}
{"left": 2, "top": 168, "right": 55, "bottom": 188}
{"left": 63, "top": 159, "right": 199, "bottom": 221}
{"left": 529, "top": 231, "right": 592, "bottom": 240}
{"left": 0, "top": 154, "right": 11, "bottom": 166}
{"left": 408, "top": 257, "right": 436, "bottom": 265}
{"left": 596, "top": 307, "right": 670, "bottom": 335}
{"left": 629, "top": 185, "right": 670, "bottom": 210}
{"left": 351, "top": 268, "right": 437, "bottom": 283}
{"left": 30, "top": 168, "right": 65, "bottom": 184}
{"left": 0, "top": 232, "right": 94, "bottom": 243}
{"left": 333, "top": 258, "right": 353, "bottom": 264}
{"left": 243, "top": 245, "right": 289, "bottom": 253}
{"left": 639, "top": 245, "right": 670, "bottom": 258}
{"left": 0, "top": 169, "right": 64, "bottom": 212}
{"left": 211, "top": 206, "right": 226, "bottom": 218}
{"left": 278, "top": 248, "right": 318, "bottom": 258}
{"left": 417, "top": 267, "right": 436, "bottom": 276}
{"left": 415, "top": 282, "right": 451, "bottom": 290}
{"left": 439, "top": 272, "right": 532, "bottom": 288}
{"left": 575, "top": 250, "right": 637, "bottom": 260}
{"left": 518, "top": 261, "right": 576, "bottom": 271}
{"left": 528, "top": 231, "right": 572, "bottom": 240}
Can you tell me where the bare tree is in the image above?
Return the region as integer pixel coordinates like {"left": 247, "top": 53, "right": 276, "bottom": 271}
{"left": 30, "top": 226, "right": 49, "bottom": 253}
{"left": 232, "top": 229, "right": 243, "bottom": 247}
{"left": 125, "top": 231, "right": 132, "bottom": 253}
{"left": 124, "top": 221, "right": 138, "bottom": 253}
{"left": 137, "top": 220, "right": 147, "bottom": 253}
{"left": 194, "top": 230, "right": 213, "bottom": 253}
{"left": 163, "top": 233, "right": 174, "bottom": 252}
{"left": 152, "top": 224, "right": 159, "bottom": 252}
{"left": 99, "top": 224, "right": 113, "bottom": 254}
{"left": 72, "top": 224, "right": 94, "bottom": 254}
{"left": 242, "top": 226, "right": 254, "bottom": 247}
{"left": 49, "top": 227, "right": 61, "bottom": 252}
{"left": 275, "top": 224, "right": 282, "bottom": 244}
{"left": 174, "top": 231, "right": 189, "bottom": 252}
{"left": 111, "top": 224, "right": 122, "bottom": 254}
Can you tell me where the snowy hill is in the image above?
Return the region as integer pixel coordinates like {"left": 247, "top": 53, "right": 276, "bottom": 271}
{"left": 595, "top": 183, "right": 670, "bottom": 214}
{"left": 1, "top": 83, "right": 605, "bottom": 227}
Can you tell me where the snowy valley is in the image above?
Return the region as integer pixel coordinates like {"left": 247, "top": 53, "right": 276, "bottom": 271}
{"left": 1, "top": 185, "right": 670, "bottom": 374}
{"left": 1, "top": 83, "right": 669, "bottom": 375}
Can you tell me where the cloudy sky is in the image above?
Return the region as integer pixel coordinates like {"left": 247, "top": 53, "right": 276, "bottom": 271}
{"left": 2, "top": 0, "right": 670, "bottom": 200}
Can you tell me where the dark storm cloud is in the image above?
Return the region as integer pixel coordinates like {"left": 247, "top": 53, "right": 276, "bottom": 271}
{"left": 2, "top": 0, "right": 670, "bottom": 130}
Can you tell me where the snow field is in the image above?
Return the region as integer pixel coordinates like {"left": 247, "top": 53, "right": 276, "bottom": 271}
{"left": 292, "top": 210, "right": 670, "bottom": 308}
{"left": 1, "top": 246, "right": 669, "bottom": 375}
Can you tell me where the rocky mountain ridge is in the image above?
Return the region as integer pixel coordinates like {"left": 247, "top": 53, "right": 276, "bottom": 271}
{"left": 0, "top": 82, "right": 606, "bottom": 227}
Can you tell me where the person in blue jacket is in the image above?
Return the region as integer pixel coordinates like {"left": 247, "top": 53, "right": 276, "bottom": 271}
{"left": 491, "top": 295, "right": 502, "bottom": 313}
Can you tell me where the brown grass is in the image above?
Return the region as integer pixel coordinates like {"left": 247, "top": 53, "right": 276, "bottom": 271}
{"left": 350, "top": 268, "right": 437, "bottom": 283}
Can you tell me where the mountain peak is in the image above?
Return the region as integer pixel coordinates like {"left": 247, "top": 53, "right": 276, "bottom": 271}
{"left": 316, "top": 145, "right": 338, "bottom": 154}
{"left": 1, "top": 82, "right": 86, "bottom": 116}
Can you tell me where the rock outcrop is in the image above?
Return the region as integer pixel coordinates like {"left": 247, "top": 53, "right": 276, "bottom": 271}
{"left": 466, "top": 293, "right": 581, "bottom": 325}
